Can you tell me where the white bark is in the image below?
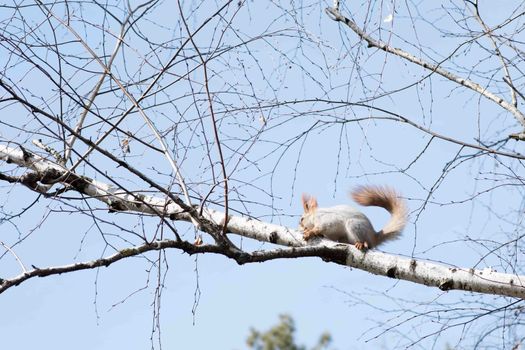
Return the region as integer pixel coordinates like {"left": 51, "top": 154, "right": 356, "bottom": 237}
{"left": 1, "top": 143, "right": 525, "bottom": 299}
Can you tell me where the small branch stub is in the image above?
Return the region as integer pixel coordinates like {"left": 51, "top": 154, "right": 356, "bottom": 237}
{"left": 509, "top": 132, "right": 525, "bottom": 141}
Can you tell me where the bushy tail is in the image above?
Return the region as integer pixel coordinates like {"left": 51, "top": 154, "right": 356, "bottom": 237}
{"left": 351, "top": 185, "right": 408, "bottom": 245}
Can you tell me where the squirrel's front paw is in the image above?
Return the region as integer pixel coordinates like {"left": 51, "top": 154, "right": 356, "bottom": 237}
{"left": 303, "top": 228, "right": 321, "bottom": 241}
{"left": 302, "top": 229, "right": 313, "bottom": 241}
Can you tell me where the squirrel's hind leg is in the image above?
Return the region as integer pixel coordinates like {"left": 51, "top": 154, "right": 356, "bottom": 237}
{"left": 354, "top": 241, "right": 369, "bottom": 250}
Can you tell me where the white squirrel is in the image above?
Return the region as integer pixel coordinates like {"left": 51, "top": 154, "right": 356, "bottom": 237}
{"left": 299, "top": 185, "right": 408, "bottom": 249}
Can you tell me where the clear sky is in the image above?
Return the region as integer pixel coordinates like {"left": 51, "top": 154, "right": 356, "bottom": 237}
{"left": 1, "top": 1, "right": 523, "bottom": 349}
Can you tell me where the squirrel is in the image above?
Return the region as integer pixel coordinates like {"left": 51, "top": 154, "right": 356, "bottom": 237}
{"left": 299, "top": 185, "right": 408, "bottom": 250}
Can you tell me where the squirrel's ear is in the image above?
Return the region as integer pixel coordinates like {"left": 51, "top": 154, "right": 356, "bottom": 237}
{"left": 308, "top": 196, "right": 318, "bottom": 211}
{"left": 301, "top": 193, "right": 310, "bottom": 211}
{"left": 302, "top": 194, "right": 317, "bottom": 212}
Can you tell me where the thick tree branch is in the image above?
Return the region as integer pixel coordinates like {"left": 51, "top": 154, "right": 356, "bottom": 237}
{"left": 2, "top": 143, "right": 525, "bottom": 299}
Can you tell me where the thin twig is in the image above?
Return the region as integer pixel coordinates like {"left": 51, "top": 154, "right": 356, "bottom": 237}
{"left": 178, "top": 0, "right": 231, "bottom": 236}
{"left": 0, "top": 241, "right": 27, "bottom": 273}
{"left": 63, "top": 8, "right": 131, "bottom": 164}
{"left": 469, "top": 1, "right": 517, "bottom": 107}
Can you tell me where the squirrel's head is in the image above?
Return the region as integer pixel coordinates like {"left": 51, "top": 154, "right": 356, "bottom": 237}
{"left": 299, "top": 194, "right": 318, "bottom": 229}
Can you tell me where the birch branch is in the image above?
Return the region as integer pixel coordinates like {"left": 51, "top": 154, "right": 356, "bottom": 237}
{"left": 1, "top": 143, "right": 525, "bottom": 299}
{"left": 324, "top": 7, "right": 525, "bottom": 128}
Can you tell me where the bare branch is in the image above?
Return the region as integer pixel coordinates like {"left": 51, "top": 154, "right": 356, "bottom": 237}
{"left": 0, "top": 241, "right": 27, "bottom": 273}
{"left": 469, "top": 2, "right": 518, "bottom": 107}
{"left": 35, "top": 0, "right": 198, "bottom": 224}
{"left": 63, "top": 7, "right": 131, "bottom": 164}
{"left": 325, "top": 6, "right": 525, "bottom": 128}
{"left": 178, "top": 0, "right": 231, "bottom": 235}
{"left": 2, "top": 143, "right": 525, "bottom": 300}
